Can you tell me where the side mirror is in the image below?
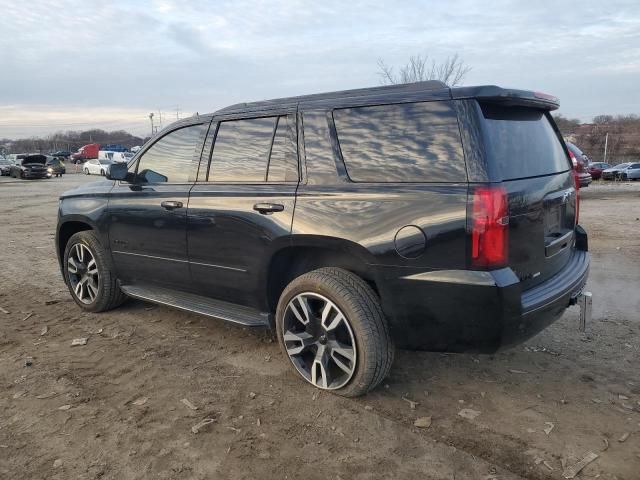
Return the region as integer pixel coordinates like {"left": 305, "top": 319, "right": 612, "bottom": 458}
{"left": 106, "top": 161, "right": 129, "bottom": 181}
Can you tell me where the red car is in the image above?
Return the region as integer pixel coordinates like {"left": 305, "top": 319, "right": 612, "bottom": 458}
{"left": 587, "top": 162, "right": 610, "bottom": 180}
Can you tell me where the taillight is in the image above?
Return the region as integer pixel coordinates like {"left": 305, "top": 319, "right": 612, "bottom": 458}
{"left": 471, "top": 186, "right": 509, "bottom": 268}
{"left": 568, "top": 148, "right": 579, "bottom": 170}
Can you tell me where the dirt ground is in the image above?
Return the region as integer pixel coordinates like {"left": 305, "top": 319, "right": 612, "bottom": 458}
{"left": 0, "top": 174, "right": 638, "bottom": 480}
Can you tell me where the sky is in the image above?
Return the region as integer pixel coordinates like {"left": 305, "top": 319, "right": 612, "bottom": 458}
{"left": 0, "top": 0, "right": 639, "bottom": 139}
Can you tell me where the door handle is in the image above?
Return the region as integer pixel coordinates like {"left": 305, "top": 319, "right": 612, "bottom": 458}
{"left": 161, "top": 200, "right": 183, "bottom": 210}
{"left": 253, "top": 203, "right": 284, "bottom": 214}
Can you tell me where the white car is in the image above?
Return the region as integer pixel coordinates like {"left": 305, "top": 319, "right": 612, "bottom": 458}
{"left": 83, "top": 158, "right": 114, "bottom": 176}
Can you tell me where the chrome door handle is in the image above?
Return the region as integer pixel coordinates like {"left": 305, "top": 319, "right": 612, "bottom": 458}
{"left": 161, "top": 200, "right": 183, "bottom": 210}
{"left": 253, "top": 203, "right": 284, "bottom": 214}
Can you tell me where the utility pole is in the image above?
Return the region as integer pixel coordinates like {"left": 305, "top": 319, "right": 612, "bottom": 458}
{"left": 158, "top": 109, "right": 163, "bottom": 130}
{"left": 149, "top": 113, "right": 155, "bottom": 137}
{"left": 176, "top": 106, "right": 181, "bottom": 120}
{"left": 603, "top": 132, "right": 609, "bottom": 163}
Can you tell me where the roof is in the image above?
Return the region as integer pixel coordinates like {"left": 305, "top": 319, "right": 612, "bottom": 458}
{"left": 209, "top": 82, "right": 560, "bottom": 117}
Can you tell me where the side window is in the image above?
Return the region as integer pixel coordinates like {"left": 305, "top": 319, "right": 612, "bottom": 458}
{"left": 135, "top": 124, "right": 206, "bottom": 183}
{"left": 301, "top": 111, "right": 337, "bottom": 185}
{"left": 209, "top": 117, "right": 275, "bottom": 182}
{"left": 267, "top": 115, "right": 298, "bottom": 182}
{"left": 333, "top": 101, "right": 466, "bottom": 183}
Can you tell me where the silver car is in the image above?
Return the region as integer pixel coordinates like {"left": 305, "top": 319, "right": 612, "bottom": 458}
{"left": 620, "top": 162, "right": 640, "bottom": 180}
{"left": 601, "top": 162, "right": 631, "bottom": 180}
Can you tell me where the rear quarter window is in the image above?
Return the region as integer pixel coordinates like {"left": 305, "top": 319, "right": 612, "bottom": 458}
{"left": 333, "top": 101, "right": 466, "bottom": 183}
{"left": 480, "top": 103, "right": 570, "bottom": 180}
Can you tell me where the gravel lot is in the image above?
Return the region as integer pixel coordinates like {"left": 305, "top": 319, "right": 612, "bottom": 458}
{"left": 0, "top": 174, "right": 639, "bottom": 480}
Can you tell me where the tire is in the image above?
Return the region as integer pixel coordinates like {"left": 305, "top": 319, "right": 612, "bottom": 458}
{"left": 100, "top": 169, "right": 105, "bottom": 176}
{"left": 63, "top": 231, "right": 126, "bottom": 312}
{"left": 84, "top": 168, "right": 89, "bottom": 175}
{"left": 276, "top": 267, "right": 394, "bottom": 397}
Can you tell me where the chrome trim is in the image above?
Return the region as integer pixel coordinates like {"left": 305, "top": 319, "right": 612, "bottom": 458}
{"left": 401, "top": 270, "right": 496, "bottom": 286}
{"left": 189, "top": 260, "right": 246, "bottom": 272}
{"left": 112, "top": 250, "right": 247, "bottom": 273}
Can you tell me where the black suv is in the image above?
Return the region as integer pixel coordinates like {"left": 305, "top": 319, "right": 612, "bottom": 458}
{"left": 56, "top": 82, "right": 590, "bottom": 396}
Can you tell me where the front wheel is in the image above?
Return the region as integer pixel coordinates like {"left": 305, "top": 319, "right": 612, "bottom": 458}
{"left": 63, "top": 231, "right": 126, "bottom": 312}
{"left": 276, "top": 267, "right": 394, "bottom": 397}
{"left": 84, "top": 168, "right": 89, "bottom": 175}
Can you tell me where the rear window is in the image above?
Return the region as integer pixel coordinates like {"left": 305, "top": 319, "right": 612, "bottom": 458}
{"left": 333, "top": 101, "right": 466, "bottom": 183}
{"left": 480, "top": 104, "right": 570, "bottom": 180}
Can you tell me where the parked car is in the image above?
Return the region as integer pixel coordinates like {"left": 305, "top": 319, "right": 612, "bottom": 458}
{"left": 566, "top": 142, "right": 592, "bottom": 187}
{"left": 83, "top": 158, "right": 114, "bottom": 176}
{"left": 0, "top": 156, "right": 12, "bottom": 176}
{"left": 56, "top": 82, "right": 590, "bottom": 396}
{"left": 130, "top": 145, "right": 142, "bottom": 153}
{"left": 71, "top": 143, "right": 100, "bottom": 162}
{"left": 587, "top": 162, "right": 610, "bottom": 180}
{"left": 46, "top": 157, "right": 66, "bottom": 177}
{"left": 101, "top": 144, "right": 129, "bottom": 152}
{"left": 8, "top": 153, "right": 29, "bottom": 164}
{"left": 98, "top": 150, "right": 132, "bottom": 163}
{"left": 9, "top": 154, "right": 49, "bottom": 179}
{"left": 619, "top": 162, "right": 640, "bottom": 180}
{"left": 601, "top": 162, "right": 632, "bottom": 180}
{"left": 51, "top": 150, "right": 72, "bottom": 159}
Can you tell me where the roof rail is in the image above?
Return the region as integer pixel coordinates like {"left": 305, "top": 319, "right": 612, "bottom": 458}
{"left": 214, "top": 80, "right": 449, "bottom": 114}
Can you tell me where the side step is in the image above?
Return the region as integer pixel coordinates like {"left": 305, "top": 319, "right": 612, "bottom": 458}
{"left": 120, "top": 284, "right": 271, "bottom": 327}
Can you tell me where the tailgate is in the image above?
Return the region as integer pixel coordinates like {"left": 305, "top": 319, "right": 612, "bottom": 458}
{"left": 479, "top": 102, "right": 575, "bottom": 290}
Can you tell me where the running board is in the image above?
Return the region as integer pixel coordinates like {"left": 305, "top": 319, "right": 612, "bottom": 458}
{"left": 120, "top": 284, "right": 271, "bottom": 327}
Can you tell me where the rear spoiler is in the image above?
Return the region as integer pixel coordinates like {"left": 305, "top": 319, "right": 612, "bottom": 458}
{"left": 451, "top": 85, "right": 559, "bottom": 111}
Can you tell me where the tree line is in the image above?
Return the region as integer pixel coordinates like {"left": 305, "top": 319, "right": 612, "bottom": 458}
{"left": 0, "top": 129, "right": 148, "bottom": 155}
{"left": 553, "top": 113, "right": 640, "bottom": 164}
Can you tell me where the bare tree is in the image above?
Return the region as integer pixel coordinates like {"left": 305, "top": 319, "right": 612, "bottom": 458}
{"left": 377, "top": 53, "right": 471, "bottom": 87}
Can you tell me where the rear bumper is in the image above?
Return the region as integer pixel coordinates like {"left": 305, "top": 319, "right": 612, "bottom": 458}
{"left": 502, "top": 248, "right": 589, "bottom": 348}
{"left": 376, "top": 232, "right": 590, "bottom": 353}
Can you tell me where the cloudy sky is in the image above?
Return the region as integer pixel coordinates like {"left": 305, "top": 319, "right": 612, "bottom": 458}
{"left": 1, "top": 0, "right": 638, "bottom": 138}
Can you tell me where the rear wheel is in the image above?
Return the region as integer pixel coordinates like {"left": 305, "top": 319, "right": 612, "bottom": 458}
{"left": 100, "top": 169, "right": 105, "bottom": 176}
{"left": 276, "top": 268, "right": 393, "bottom": 397}
{"left": 63, "top": 231, "right": 126, "bottom": 312}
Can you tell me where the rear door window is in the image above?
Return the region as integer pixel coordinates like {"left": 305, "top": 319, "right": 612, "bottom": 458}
{"left": 333, "top": 101, "right": 466, "bottom": 183}
{"left": 208, "top": 115, "right": 298, "bottom": 183}
{"left": 480, "top": 104, "right": 571, "bottom": 180}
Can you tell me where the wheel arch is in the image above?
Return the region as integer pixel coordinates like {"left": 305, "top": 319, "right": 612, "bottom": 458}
{"left": 56, "top": 218, "right": 96, "bottom": 276}
{"left": 263, "top": 236, "right": 379, "bottom": 313}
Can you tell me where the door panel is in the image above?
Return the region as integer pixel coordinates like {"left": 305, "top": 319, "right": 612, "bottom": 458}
{"left": 187, "top": 184, "right": 296, "bottom": 309}
{"left": 105, "top": 121, "right": 210, "bottom": 289}
{"left": 108, "top": 183, "right": 192, "bottom": 288}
